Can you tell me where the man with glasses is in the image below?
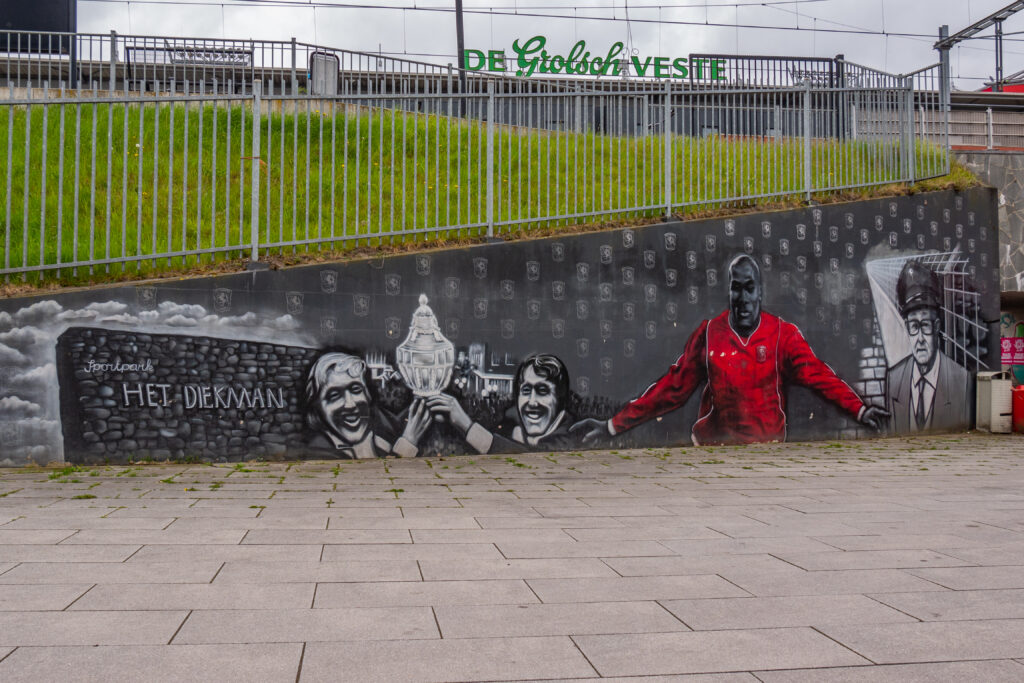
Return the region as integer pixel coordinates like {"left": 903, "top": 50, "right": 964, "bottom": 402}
{"left": 886, "top": 261, "right": 969, "bottom": 433}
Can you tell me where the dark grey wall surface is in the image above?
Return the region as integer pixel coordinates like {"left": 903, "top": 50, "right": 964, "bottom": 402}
{"left": 0, "top": 187, "right": 1000, "bottom": 464}
{"left": 58, "top": 329, "right": 316, "bottom": 462}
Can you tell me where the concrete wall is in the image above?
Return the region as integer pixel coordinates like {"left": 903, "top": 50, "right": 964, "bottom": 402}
{"left": 957, "top": 152, "right": 1024, "bottom": 291}
{"left": 0, "top": 188, "right": 999, "bottom": 464}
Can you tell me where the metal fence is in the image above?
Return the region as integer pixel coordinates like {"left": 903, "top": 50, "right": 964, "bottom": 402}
{"left": 947, "top": 103, "right": 1024, "bottom": 148}
{"left": 0, "top": 34, "right": 950, "bottom": 280}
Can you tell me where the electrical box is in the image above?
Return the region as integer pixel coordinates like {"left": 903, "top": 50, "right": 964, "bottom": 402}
{"left": 309, "top": 51, "right": 339, "bottom": 96}
{"left": 977, "top": 371, "right": 1013, "bottom": 434}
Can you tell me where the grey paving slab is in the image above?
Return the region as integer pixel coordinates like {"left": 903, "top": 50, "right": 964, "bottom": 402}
{"left": 0, "top": 610, "right": 188, "bottom": 646}
{"left": 755, "top": 660, "right": 1024, "bottom": 682}
{"left": 298, "top": 636, "right": 596, "bottom": 682}
{"left": 574, "top": 628, "right": 870, "bottom": 676}
{"left": 107, "top": 507, "right": 261, "bottom": 519}
{"left": 819, "top": 619, "right": 1024, "bottom": 663}
{"left": 69, "top": 583, "right": 315, "bottom": 611}
{"left": 720, "top": 569, "right": 948, "bottom": 597}
{"left": 212, "top": 560, "right": 422, "bottom": 583}
{"left": 0, "top": 561, "right": 223, "bottom": 584}
{"left": 772, "top": 549, "right": 972, "bottom": 571}
{"left": 526, "top": 575, "right": 749, "bottom": 603}
{"left": 0, "top": 643, "right": 303, "bottom": 683}
{"left": 436, "top": 601, "right": 689, "bottom": 638}
{"left": 60, "top": 529, "right": 247, "bottom": 545}
{"left": 240, "top": 529, "right": 412, "bottom": 544}
{"left": 907, "top": 566, "right": 1024, "bottom": 589}
{"left": 0, "top": 530, "right": 77, "bottom": 544}
{"left": 0, "top": 544, "right": 141, "bottom": 563}
{"left": 321, "top": 543, "right": 502, "bottom": 561}
{"left": 563, "top": 526, "right": 730, "bottom": 541}
{"left": 473, "top": 516, "right": 627, "bottom": 529}
{"left": 495, "top": 540, "right": 675, "bottom": 558}
{"left": 127, "top": 543, "right": 324, "bottom": 563}
{"left": 492, "top": 676, "right": 758, "bottom": 683}
{"left": 165, "top": 516, "right": 330, "bottom": 530}
{"left": 173, "top": 606, "right": 438, "bottom": 644}
{"left": 661, "top": 595, "right": 915, "bottom": 630}
{"left": 313, "top": 579, "right": 539, "bottom": 607}
{"left": 812, "top": 534, "right": 989, "bottom": 551}
{"left": 0, "top": 584, "right": 92, "bottom": 611}
{"left": 327, "top": 516, "right": 482, "bottom": 529}
{"left": 533, "top": 506, "right": 674, "bottom": 517}
{"left": 419, "top": 558, "right": 620, "bottom": 580}
{"left": 869, "top": 589, "right": 1024, "bottom": 621}
{"left": 1, "top": 517, "right": 175, "bottom": 530}
{"left": 409, "top": 529, "right": 576, "bottom": 544}
{"left": 850, "top": 521, "right": 1024, "bottom": 545}
{"left": 602, "top": 553, "right": 801, "bottom": 577}
{"left": 942, "top": 542, "right": 1024, "bottom": 566}
{"left": 655, "top": 537, "right": 840, "bottom": 556}
{"left": 701, "top": 519, "right": 869, "bottom": 538}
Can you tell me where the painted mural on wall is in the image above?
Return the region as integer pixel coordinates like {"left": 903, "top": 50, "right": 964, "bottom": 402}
{"left": 1000, "top": 311, "right": 1024, "bottom": 384}
{"left": 0, "top": 188, "right": 1000, "bottom": 465}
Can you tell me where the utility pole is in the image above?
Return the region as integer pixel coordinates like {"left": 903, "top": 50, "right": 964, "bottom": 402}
{"left": 455, "top": 0, "right": 467, "bottom": 95}
{"left": 996, "top": 20, "right": 1005, "bottom": 91}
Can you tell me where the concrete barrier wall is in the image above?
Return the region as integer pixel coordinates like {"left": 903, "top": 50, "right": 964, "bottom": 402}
{"left": 957, "top": 152, "right": 1024, "bottom": 292}
{"left": 0, "top": 187, "right": 1000, "bottom": 464}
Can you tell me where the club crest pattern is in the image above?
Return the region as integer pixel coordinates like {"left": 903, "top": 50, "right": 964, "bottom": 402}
{"left": 0, "top": 188, "right": 1000, "bottom": 464}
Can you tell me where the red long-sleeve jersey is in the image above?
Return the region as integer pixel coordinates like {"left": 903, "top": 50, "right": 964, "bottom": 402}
{"left": 611, "top": 310, "right": 865, "bottom": 445}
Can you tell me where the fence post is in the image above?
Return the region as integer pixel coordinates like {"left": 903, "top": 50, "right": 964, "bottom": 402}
{"left": 486, "top": 80, "right": 495, "bottom": 238}
{"left": 290, "top": 37, "right": 297, "bottom": 94}
{"left": 447, "top": 64, "right": 453, "bottom": 118}
{"left": 663, "top": 79, "right": 672, "bottom": 217}
{"left": 902, "top": 76, "right": 916, "bottom": 184}
{"left": 250, "top": 80, "right": 262, "bottom": 263}
{"left": 109, "top": 31, "right": 117, "bottom": 92}
{"left": 802, "top": 80, "right": 812, "bottom": 202}
{"left": 575, "top": 88, "right": 582, "bottom": 134}
{"left": 987, "top": 107, "right": 994, "bottom": 149}
{"left": 850, "top": 96, "right": 858, "bottom": 140}
{"left": 938, "top": 25, "right": 951, "bottom": 173}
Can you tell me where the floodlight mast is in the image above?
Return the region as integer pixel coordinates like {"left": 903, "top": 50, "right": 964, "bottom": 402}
{"left": 934, "top": 0, "right": 1024, "bottom": 92}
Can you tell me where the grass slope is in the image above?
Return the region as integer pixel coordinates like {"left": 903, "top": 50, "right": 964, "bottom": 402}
{"left": 0, "top": 100, "right": 954, "bottom": 285}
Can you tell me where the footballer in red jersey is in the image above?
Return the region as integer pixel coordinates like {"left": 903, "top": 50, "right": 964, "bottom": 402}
{"left": 572, "top": 255, "right": 889, "bottom": 445}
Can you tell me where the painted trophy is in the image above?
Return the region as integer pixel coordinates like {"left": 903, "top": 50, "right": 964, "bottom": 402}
{"left": 395, "top": 294, "right": 455, "bottom": 396}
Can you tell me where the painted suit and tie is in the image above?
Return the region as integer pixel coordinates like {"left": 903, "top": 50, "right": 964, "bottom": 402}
{"left": 885, "top": 261, "right": 969, "bottom": 433}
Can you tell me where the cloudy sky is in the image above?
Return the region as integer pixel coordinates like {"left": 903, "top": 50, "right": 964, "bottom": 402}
{"left": 76, "top": 0, "right": 1024, "bottom": 90}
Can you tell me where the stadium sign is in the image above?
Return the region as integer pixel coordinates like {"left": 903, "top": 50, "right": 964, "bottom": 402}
{"left": 463, "top": 35, "right": 727, "bottom": 80}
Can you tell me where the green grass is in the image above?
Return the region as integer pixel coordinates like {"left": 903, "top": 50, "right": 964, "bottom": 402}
{"left": 0, "top": 99, "right": 957, "bottom": 286}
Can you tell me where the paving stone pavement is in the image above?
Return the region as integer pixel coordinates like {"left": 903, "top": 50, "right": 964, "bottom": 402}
{"left": 1, "top": 433, "right": 1024, "bottom": 681}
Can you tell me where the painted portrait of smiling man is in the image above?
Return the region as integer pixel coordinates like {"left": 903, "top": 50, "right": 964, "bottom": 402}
{"left": 426, "top": 354, "right": 578, "bottom": 453}
{"left": 304, "top": 352, "right": 430, "bottom": 459}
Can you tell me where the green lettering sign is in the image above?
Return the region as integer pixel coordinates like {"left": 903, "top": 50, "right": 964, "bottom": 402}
{"left": 464, "top": 36, "right": 727, "bottom": 81}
